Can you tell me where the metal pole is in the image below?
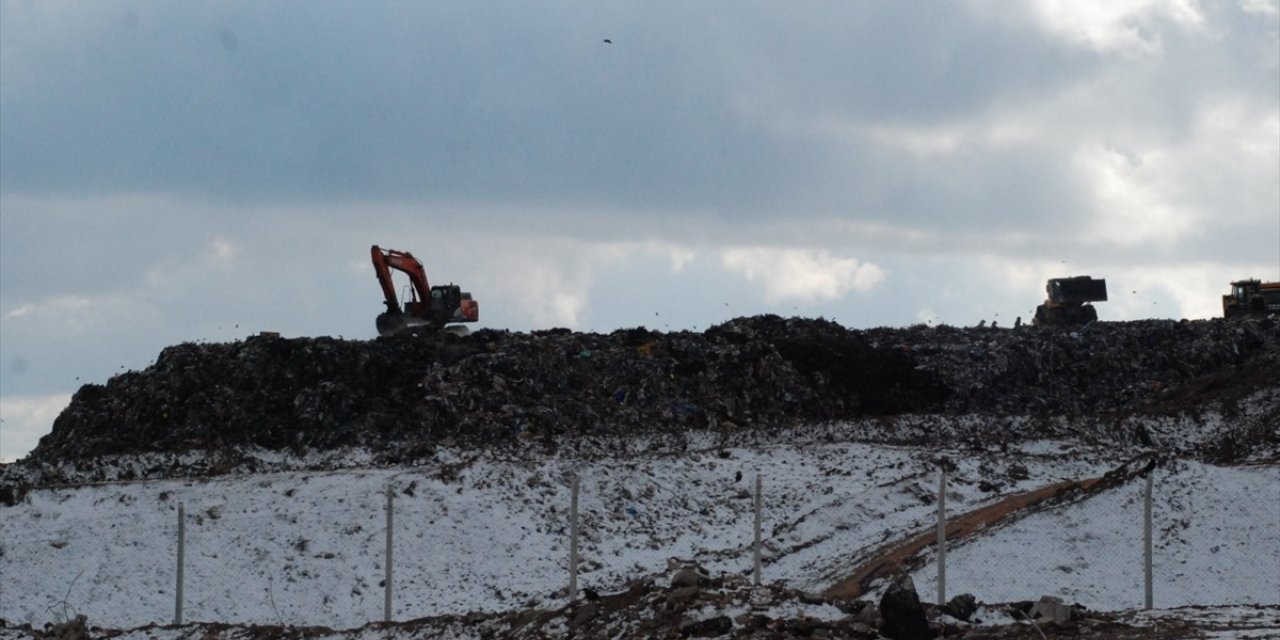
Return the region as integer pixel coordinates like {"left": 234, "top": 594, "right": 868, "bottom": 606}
{"left": 1144, "top": 472, "right": 1153, "bottom": 610}
{"left": 937, "top": 465, "right": 947, "bottom": 607}
{"left": 385, "top": 484, "right": 394, "bottom": 623}
{"left": 175, "top": 502, "right": 185, "bottom": 625}
{"left": 569, "top": 475, "right": 579, "bottom": 601}
{"left": 753, "top": 474, "right": 762, "bottom": 585}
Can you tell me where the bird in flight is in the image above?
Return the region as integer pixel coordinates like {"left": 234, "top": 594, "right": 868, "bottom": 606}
{"left": 603, "top": 38, "right": 612, "bottom": 44}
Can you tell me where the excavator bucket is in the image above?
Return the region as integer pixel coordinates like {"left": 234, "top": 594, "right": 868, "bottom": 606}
{"left": 376, "top": 311, "right": 433, "bottom": 337}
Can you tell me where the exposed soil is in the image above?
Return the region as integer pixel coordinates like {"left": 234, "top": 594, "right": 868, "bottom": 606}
{"left": 824, "top": 477, "right": 1103, "bottom": 601}
{"left": 824, "top": 455, "right": 1164, "bottom": 601}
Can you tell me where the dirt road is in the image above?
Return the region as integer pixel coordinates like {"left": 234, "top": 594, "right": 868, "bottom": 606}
{"left": 824, "top": 476, "right": 1104, "bottom": 599}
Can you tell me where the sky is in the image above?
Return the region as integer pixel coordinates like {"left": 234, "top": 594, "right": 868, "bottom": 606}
{"left": 2, "top": 0, "right": 1279, "bottom": 461}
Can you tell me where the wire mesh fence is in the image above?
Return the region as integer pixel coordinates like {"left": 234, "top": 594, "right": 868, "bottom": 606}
{"left": 2, "top": 453, "right": 1275, "bottom": 629}
{"left": 912, "top": 460, "right": 1280, "bottom": 612}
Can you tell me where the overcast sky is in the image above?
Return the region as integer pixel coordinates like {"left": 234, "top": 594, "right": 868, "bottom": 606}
{"left": 2, "top": 1, "right": 1278, "bottom": 461}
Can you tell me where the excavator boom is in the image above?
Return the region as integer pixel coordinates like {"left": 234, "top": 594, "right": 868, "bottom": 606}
{"left": 371, "top": 246, "right": 431, "bottom": 312}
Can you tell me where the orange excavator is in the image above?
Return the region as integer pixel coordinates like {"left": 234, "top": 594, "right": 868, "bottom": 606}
{"left": 370, "top": 245, "right": 478, "bottom": 336}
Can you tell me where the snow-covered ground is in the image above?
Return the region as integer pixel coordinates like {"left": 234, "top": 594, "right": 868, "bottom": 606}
{"left": 910, "top": 458, "right": 1280, "bottom": 608}
{"left": 3, "top": 422, "right": 1277, "bottom": 631}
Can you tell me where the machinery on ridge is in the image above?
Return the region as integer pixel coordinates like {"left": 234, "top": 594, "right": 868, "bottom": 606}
{"left": 370, "top": 245, "right": 478, "bottom": 336}
{"left": 1034, "top": 275, "right": 1107, "bottom": 326}
{"left": 1222, "top": 279, "right": 1280, "bottom": 318}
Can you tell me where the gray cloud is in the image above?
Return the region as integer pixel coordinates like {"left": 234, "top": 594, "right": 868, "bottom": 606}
{"left": 0, "top": 3, "right": 1106, "bottom": 217}
{"left": 1, "top": 1, "right": 1277, "bottom": 459}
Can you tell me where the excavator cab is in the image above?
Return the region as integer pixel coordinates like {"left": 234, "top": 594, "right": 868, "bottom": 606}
{"left": 428, "top": 285, "right": 478, "bottom": 324}
{"left": 1231, "top": 281, "right": 1256, "bottom": 301}
{"left": 1223, "top": 279, "right": 1280, "bottom": 318}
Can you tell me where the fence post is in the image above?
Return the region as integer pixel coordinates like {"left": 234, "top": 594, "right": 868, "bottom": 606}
{"left": 175, "top": 502, "right": 185, "bottom": 625}
{"left": 385, "top": 484, "right": 394, "bottom": 623}
{"left": 937, "top": 464, "right": 947, "bottom": 607}
{"left": 569, "top": 474, "right": 580, "bottom": 602}
{"left": 1144, "top": 471, "right": 1153, "bottom": 610}
{"left": 753, "top": 473, "right": 762, "bottom": 585}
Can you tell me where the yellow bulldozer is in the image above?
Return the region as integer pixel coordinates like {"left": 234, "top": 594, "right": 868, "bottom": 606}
{"left": 1222, "top": 279, "right": 1280, "bottom": 318}
{"left": 1033, "top": 276, "right": 1107, "bottom": 326}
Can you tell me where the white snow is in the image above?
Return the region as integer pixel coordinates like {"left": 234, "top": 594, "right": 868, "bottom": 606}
{"left": 2, "top": 423, "right": 1277, "bottom": 631}
{"left": 909, "top": 460, "right": 1280, "bottom": 609}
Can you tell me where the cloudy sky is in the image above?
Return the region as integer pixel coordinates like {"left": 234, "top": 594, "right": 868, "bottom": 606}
{"left": 2, "top": 0, "right": 1278, "bottom": 460}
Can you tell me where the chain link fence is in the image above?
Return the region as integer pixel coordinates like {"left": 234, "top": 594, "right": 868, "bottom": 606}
{"left": 2, "top": 453, "right": 1275, "bottom": 629}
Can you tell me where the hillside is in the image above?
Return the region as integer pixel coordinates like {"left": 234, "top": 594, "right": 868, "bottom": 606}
{"left": 2, "top": 316, "right": 1278, "bottom": 639}
{"left": 17, "top": 315, "right": 1280, "bottom": 476}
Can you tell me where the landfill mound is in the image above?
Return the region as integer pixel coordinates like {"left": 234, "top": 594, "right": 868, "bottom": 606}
{"left": 24, "top": 315, "right": 1280, "bottom": 468}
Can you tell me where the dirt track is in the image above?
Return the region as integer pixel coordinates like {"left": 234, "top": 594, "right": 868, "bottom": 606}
{"left": 824, "top": 476, "right": 1104, "bottom": 600}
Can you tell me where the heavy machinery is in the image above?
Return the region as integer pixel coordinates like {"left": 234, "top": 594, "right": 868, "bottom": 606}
{"left": 370, "top": 245, "right": 478, "bottom": 336}
{"left": 1033, "top": 275, "right": 1107, "bottom": 326}
{"left": 1222, "top": 279, "right": 1280, "bottom": 318}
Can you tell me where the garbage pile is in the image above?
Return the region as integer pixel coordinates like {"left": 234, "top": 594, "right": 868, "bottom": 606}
{"left": 864, "top": 317, "right": 1279, "bottom": 415}
{"left": 25, "top": 315, "right": 1280, "bottom": 466}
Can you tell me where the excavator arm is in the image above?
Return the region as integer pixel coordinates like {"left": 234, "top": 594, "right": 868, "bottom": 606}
{"left": 370, "top": 245, "right": 432, "bottom": 313}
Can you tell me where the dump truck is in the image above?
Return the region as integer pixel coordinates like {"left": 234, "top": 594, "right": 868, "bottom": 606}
{"left": 1033, "top": 276, "right": 1107, "bottom": 326}
{"left": 1222, "top": 279, "right": 1280, "bottom": 318}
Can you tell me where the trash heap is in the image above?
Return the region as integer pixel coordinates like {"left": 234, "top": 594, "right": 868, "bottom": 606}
{"left": 863, "top": 317, "right": 1280, "bottom": 415}
{"left": 26, "top": 315, "right": 1280, "bottom": 466}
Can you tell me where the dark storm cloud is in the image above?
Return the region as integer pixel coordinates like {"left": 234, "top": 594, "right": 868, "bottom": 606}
{"left": 2, "top": 0, "right": 1275, "bottom": 274}
{"left": 0, "top": 2, "right": 1101, "bottom": 223}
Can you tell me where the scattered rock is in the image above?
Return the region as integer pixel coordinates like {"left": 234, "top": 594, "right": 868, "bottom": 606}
{"left": 670, "top": 566, "right": 710, "bottom": 589}
{"left": 678, "top": 614, "right": 732, "bottom": 637}
{"left": 570, "top": 602, "right": 599, "bottom": 627}
{"left": 748, "top": 586, "right": 774, "bottom": 609}
{"left": 42, "top": 615, "right": 88, "bottom": 640}
{"left": 667, "top": 586, "right": 701, "bottom": 607}
{"left": 878, "top": 575, "right": 932, "bottom": 640}
{"left": 943, "top": 592, "right": 977, "bottom": 621}
{"left": 1030, "top": 595, "right": 1073, "bottom": 624}
{"left": 856, "top": 601, "right": 879, "bottom": 627}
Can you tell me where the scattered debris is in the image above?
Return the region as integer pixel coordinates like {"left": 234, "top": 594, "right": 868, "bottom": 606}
{"left": 10, "top": 570, "right": 1270, "bottom": 639}
{"left": 17, "top": 315, "right": 1278, "bottom": 475}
